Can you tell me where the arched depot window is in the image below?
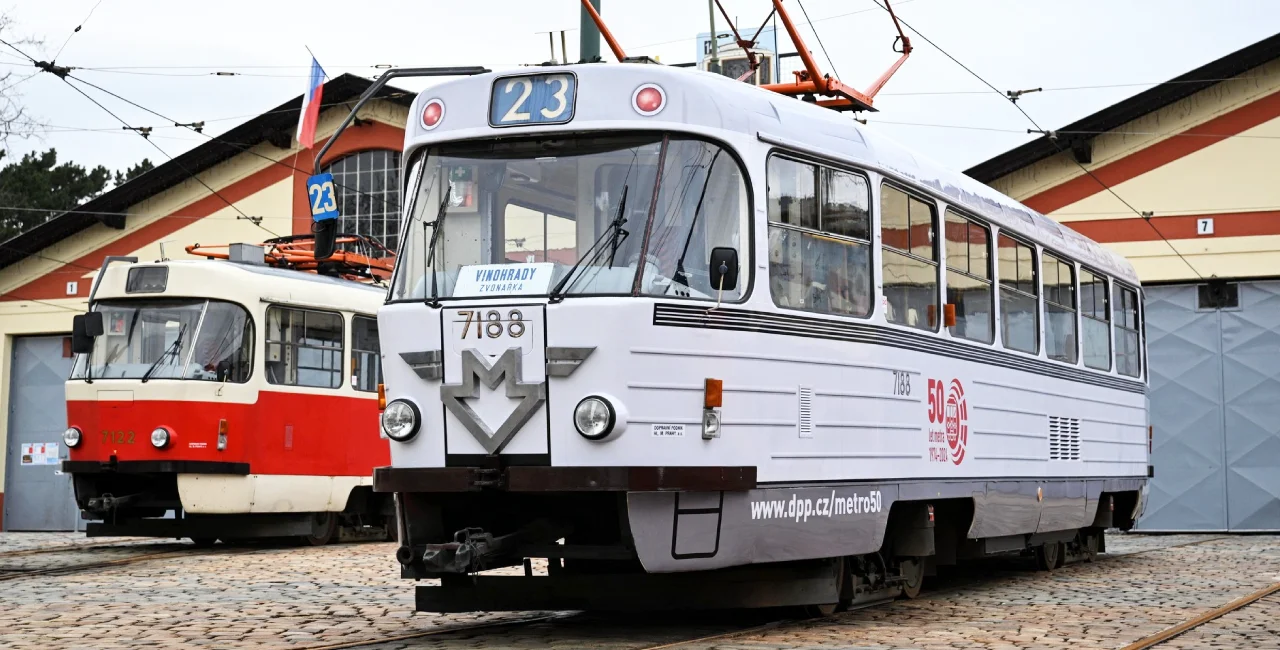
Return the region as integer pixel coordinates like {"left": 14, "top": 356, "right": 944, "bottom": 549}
{"left": 323, "top": 150, "right": 403, "bottom": 250}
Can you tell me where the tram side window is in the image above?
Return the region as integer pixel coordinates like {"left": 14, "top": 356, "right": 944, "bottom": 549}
{"left": 881, "top": 185, "right": 938, "bottom": 331}
{"left": 1042, "top": 252, "right": 1078, "bottom": 364}
{"left": 1115, "top": 285, "right": 1142, "bottom": 377}
{"left": 767, "top": 156, "right": 871, "bottom": 317}
{"left": 1080, "top": 269, "right": 1111, "bottom": 370}
{"left": 944, "top": 210, "right": 992, "bottom": 343}
{"left": 998, "top": 235, "right": 1038, "bottom": 354}
{"left": 265, "top": 306, "right": 343, "bottom": 389}
{"left": 351, "top": 316, "right": 382, "bottom": 393}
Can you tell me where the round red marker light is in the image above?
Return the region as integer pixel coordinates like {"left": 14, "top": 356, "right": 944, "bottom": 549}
{"left": 632, "top": 84, "right": 666, "bottom": 116}
{"left": 422, "top": 99, "right": 445, "bottom": 130}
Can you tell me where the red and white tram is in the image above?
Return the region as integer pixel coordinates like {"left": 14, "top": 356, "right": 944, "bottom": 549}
{"left": 62, "top": 240, "right": 393, "bottom": 544}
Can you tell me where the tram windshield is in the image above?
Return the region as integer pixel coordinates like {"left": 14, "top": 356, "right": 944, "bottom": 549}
{"left": 390, "top": 133, "right": 748, "bottom": 302}
{"left": 71, "top": 299, "right": 253, "bottom": 382}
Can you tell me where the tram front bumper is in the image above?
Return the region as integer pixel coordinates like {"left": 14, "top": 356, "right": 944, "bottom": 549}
{"left": 372, "top": 465, "right": 757, "bottom": 493}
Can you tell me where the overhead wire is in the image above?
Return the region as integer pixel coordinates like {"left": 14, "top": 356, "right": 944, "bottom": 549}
{"left": 630, "top": 0, "right": 920, "bottom": 51}
{"left": 795, "top": 0, "right": 841, "bottom": 80}
{"left": 866, "top": 0, "right": 1208, "bottom": 280}
{"left": 1, "top": 35, "right": 280, "bottom": 239}
{"left": 62, "top": 75, "right": 281, "bottom": 237}
{"left": 63, "top": 72, "right": 405, "bottom": 213}
{"left": 52, "top": 0, "right": 106, "bottom": 62}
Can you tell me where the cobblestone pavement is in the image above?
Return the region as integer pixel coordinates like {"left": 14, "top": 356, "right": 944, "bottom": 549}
{"left": 0, "top": 532, "right": 1275, "bottom": 650}
{"left": 0, "top": 532, "right": 151, "bottom": 554}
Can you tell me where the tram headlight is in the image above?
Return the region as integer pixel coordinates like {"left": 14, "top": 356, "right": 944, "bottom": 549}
{"left": 150, "top": 427, "right": 170, "bottom": 449}
{"left": 63, "top": 427, "right": 82, "bottom": 448}
{"left": 573, "top": 396, "right": 616, "bottom": 440}
{"left": 381, "top": 400, "right": 421, "bottom": 442}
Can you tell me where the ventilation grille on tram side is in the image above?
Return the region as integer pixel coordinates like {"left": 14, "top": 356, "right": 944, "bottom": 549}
{"left": 798, "top": 386, "right": 814, "bottom": 438}
{"left": 1048, "top": 416, "right": 1081, "bottom": 460}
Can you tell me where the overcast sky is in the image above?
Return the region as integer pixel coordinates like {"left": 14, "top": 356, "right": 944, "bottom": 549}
{"left": 4, "top": 0, "right": 1278, "bottom": 176}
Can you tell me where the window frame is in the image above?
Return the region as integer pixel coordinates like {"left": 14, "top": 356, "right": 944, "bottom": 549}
{"left": 388, "top": 132, "right": 756, "bottom": 305}
{"left": 1040, "top": 249, "right": 1079, "bottom": 364}
{"left": 765, "top": 151, "right": 874, "bottom": 319}
{"left": 942, "top": 208, "right": 994, "bottom": 344}
{"left": 1113, "top": 281, "right": 1143, "bottom": 378}
{"left": 996, "top": 231, "right": 1040, "bottom": 355}
{"left": 264, "top": 305, "right": 346, "bottom": 390}
{"left": 322, "top": 148, "right": 404, "bottom": 251}
{"left": 1079, "top": 266, "right": 1112, "bottom": 371}
{"left": 879, "top": 181, "right": 942, "bottom": 333}
{"left": 350, "top": 314, "right": 382, "bottom": 393}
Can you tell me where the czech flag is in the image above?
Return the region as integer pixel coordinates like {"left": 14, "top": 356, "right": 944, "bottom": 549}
{"left": 296, "top": 56, "right": 326, "bottom": 149}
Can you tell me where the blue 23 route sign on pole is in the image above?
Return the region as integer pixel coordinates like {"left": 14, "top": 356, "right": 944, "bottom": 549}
{"left": 307, "top": 173, "right": 340, "bottom": 223}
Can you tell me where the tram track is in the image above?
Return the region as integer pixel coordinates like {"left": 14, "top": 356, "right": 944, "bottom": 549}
{"left": 0, "top": 544, "right": 252, "bottom": 582}
{"left": 285, "top": 534, "right": 1233, "bottom": 650}
{"left": 1119, "top": 579, "right": 1280, "bottom": 650}
{"left": 0, "top": 538, "right": 156, "bottom": 559}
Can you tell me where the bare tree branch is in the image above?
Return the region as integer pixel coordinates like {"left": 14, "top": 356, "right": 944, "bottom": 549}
{"left": 0, "top": 12, "right": 44, "bottom": 144}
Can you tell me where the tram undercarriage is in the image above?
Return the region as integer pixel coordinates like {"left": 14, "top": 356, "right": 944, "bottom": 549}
{"left": 388, "top": 476, "right": 1139, "bottom": 613}
{"left": 70, "top": 468, "right": 395, "bottom": 545}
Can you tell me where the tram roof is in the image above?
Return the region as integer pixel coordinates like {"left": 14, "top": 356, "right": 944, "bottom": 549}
{"left": 93, "top": 258, "right": 385, "bottom": 311}
{"left": 407, "top": 64, "right": 1139, "bottom": 285}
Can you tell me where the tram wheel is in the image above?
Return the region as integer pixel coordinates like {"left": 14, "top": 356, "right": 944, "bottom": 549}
{"left": 1035, "top": 542, "right": 1063, "bottom": 572}
{"left": 899, "top": 558, "right": 925, "bottom": 599}
{"left": 301, "top": 513, "right": 338, "bottom": 546}
{"left": 1082, "top": 532, "right": 1100, "bottom": 563}
{"left": 188, "top": 537, "right": 218, "bottom": 548}
{"left": 802, "top": 602, "right": 839, "bottom": 617}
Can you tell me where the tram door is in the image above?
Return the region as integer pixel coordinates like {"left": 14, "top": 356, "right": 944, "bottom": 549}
{"left": 3, "top": 336, "right": 80, "bottom": 531}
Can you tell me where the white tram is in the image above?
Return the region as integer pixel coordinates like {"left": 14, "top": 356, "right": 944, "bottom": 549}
{"left": 373, "top": 62, "right": 1149, "bottom": 611}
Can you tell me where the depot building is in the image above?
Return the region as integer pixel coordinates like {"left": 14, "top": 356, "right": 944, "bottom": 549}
{"left": 967, "top": 33, "right": 1280, "bottom": 532}
{"left": 0, "top": 75, "right": 418, "bottom": 531}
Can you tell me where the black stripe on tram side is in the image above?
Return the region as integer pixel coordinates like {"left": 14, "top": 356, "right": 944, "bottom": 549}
{"left": 651, "top": 303, "right": 1146, "bottom": 395}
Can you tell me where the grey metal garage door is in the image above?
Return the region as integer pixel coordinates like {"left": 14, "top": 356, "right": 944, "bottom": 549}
{"left": 1140, "top": 281, "right": 1280, "bottom": 531}
{"left": 3, "top": 335, "right": 78, "bottom": 531}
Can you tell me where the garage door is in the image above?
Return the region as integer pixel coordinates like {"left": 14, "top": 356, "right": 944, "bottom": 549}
{"left": 3, "top": 336, "right": 78, "bottom": 531}
{"left": 1140, "top": 281, "right": 1280, "bottom": 531}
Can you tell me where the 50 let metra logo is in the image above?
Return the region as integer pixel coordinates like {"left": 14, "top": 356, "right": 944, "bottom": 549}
{"left": 927, "top": 378, "right": 968, "bottom": 465}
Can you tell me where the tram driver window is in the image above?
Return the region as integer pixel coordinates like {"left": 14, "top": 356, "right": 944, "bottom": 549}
{"left": 944, "top": 210, "right": 993, "bottom": 343}
{"left": 1080, "top": 269, "right": 1111, "bottom": 370}
{"left": 1042, "top": 252, "right": 1078, "bottom": 364}
{"left": 265, "top": 306, "right": 343, "bottom": 389}
{"left": 1115, "top": 284, "right": 1142, "bottom": 377}
{"left": 998, "top": 235, "right": 1038, "bottom": 354}
{"left": 351, "top": 316, "right": 382, "bottom": 393}
{"left": 642, "top": 139, "right": 749, "bottom": 300}
{"left": 881, "top": 185, "right": 939, "bottom": 330}
{"left": 767, "top": 156, "right": 871, "bottom": 317}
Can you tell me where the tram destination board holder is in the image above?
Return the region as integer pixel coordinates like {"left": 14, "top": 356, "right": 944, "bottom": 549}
{"left": 310, "top": 66, "right": 491, "bottom": 259}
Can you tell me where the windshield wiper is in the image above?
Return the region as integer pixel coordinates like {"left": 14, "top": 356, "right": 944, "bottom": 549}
{"left": 424, "top": 185, "right": 452, "bottom": 306}
{"left": 673, "top": 149, "right": 723, "bottom": 289}
{"left": 549, "top": 184, "right": 629, "bottom": 303}
{"left": 141, "top": 324, "right": 186, "bottom": 383}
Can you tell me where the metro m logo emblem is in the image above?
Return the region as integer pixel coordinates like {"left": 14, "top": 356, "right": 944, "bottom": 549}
{"left": 440, "top": 348, "right": 547, "bottom": 455}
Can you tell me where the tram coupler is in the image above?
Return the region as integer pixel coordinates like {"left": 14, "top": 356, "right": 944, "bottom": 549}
{"left": 86, "top": 492, "right": 139, "bottom": 515}
{"left": 418, "top": 520, "right": 564, "bottom": 574}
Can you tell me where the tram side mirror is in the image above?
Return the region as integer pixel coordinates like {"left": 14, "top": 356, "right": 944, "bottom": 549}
{"left": 709, "top": 247, "right": 739, "bottom": 291}
{"left": 71, "top": 312, "right": 103, "bottom": 354}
